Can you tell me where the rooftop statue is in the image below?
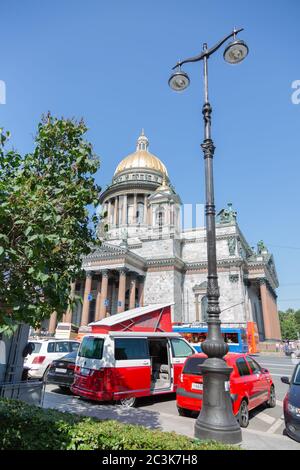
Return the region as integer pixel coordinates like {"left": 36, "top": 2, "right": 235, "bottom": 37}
{"left": 257, "top": 240, "right": 268, "bottom": 254}
{"left": 217, "top": 203, "right": 237, "bottom": 224}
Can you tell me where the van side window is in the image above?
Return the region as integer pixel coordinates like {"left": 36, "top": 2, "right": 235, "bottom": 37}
{"left": 115, "top": 338, "right": 149, "bottom": 360}
{"left": 170, "top": 338, "right": 194, "bottom": 358}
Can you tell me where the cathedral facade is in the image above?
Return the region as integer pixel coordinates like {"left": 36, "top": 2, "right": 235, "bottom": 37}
{"left": 48, "top": 131, "right": 281, "bottom": 341}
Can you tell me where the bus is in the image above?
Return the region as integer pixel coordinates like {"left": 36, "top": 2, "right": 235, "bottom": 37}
{"left": 172, "top": 322, "right": 258, "bottom": 353}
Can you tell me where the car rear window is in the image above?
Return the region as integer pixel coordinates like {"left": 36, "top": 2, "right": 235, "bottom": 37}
{"left": 31, "top": 342, "right": 42, "bottom": 353}
{"left": 183, "top": 356, "right": 206, "bottom": 375}
{"left": 78, "top": 337, "right": 104, "bottom": 360}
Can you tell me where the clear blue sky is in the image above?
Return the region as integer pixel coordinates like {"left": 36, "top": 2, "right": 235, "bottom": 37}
{"left": 1, "top": 0, "right": 299, "bottom": 311}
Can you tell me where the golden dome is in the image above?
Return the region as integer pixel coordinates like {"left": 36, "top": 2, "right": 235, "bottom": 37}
{"left": 114, "top": 130, "right": 168, "bottom": 177}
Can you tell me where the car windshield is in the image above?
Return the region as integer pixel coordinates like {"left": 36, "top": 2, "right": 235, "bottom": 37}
{"left": 292, "top": 364, "right": 300, "bottom": 385}
{"left": 183, "top": 356, "right": 206, "bottom": 376}
{"left": 78, "top": 336, "right": 104, "bottom": 360}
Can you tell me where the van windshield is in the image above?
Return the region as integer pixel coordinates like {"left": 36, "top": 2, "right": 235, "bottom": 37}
{"left": 78, "top": 337, "right": 104, "bottom": 360}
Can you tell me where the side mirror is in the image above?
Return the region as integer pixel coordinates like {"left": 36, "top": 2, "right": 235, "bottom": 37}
{"left": 262, "top": 368, "right": 269, "bottom": 374}
{"left": 281, "top": 376, "right": 290, "bottom": 385}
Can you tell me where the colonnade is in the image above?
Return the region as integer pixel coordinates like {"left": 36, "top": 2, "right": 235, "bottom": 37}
{"left": 48, "top": 269, "right": 145, "bottom": 333}
{"left": 105, "top": 193, "right": 149, "bottom": 226}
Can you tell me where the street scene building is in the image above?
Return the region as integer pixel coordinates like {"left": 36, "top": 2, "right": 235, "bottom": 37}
{"left": 47, "top": 131, "right": 281, "bottom": 342}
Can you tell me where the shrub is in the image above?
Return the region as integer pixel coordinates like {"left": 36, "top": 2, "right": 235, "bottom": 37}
{"left": 0, "top": 398, "right": 240, "bottom": 450}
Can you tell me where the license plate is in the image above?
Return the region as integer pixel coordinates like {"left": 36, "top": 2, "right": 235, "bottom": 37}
{"left": 191, "top": 382, "right": 203, "bottom": 391}
{"left": 55, "top": 368, "right": 67, "bottom": 374}
{"left": 80, "top": 368, "right": 90, "bottom": 376}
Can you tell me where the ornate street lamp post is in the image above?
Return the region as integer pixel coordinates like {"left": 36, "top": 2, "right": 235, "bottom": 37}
{"left": 169, "top": 29, "right": 248, "bottom": 444}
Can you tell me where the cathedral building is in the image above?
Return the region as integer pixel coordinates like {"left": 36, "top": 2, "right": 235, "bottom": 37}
{"left": 48, "top": 131, "right": 281, "bottom": 341}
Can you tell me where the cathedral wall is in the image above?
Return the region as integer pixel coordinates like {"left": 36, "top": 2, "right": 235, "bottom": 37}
{"left": 181, "top": 238, "right": 233, "bottom": 263}
{"left": 131, "top": 238, "right": 177, "bottom": 259}
{"left": 144, "top": 269, "right": 175, "bottom": 308}
{"left": 183, "top": 270, "right": 246, "bottom": 323}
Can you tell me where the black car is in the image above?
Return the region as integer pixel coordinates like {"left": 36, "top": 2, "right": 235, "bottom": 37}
{"left": 282, "top": 362, "right": 300, "bottom": 442}
{"left": 46, "top": 351, "right": 77, "bottom": 391}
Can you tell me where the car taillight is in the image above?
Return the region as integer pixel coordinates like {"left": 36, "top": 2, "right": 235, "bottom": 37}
{"left": 74, "top": 365, "right": 80, "bottom": 374}
{"left": 32, "top": 356, "right": 46, "bottom": 364}
{"left": 67, "top": 364, "right": 75, "bottom": 370}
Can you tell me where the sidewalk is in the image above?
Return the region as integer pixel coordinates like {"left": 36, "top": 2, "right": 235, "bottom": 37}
{"left": 42, "top": 390, "right": 300, "bottom": 450}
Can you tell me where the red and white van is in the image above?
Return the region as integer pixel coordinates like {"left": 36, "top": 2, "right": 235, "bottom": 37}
{"left": 71, "top": 331, "right": 196, "bottom": 407}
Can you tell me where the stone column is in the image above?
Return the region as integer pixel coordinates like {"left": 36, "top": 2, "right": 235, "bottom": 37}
{"left": 107, "top": 199, "right": 112, "bottom": 225}
{"left": 122, "top": 194, "right": 127, "bottom": 225}
{"left": 137, "top": 276, "right": 145, "bottom": 307}
{"left": 129, "top": 273, "right": 137, "bottom": 309}
{"left": 48, "top": 311, "right": 58, "bottom": 334}
{"left": 65, "top": 282, "right": 76, "bottom": 323}
{"left": 95, "top": 277, "right": 102, "bottom": 321}
{"left": 114, "top": 197, "right": 118, "bottom": 226}
{"left": 99, "top": 270, "right": 109, "bottom": 319}
{"left": 117, "top": 268, "right": 127, "bottom": 313}
{"left": 81, "top": 272, "right": 93, "bottom": 326}
{"left": 195, "top": 294, "right": 200, "bottom": 321}
{"left": 144, "top": 194, "right": 148, "bottom": 224}
{"left": 259, "top": 279, "right": 273, "bottom": 340}
{"left": 133, "top": 193, "right": 137, "bottom": 224}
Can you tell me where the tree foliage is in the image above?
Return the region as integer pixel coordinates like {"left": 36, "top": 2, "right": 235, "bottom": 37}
{"left": 278, "top": 308, "right": 300, "bottom": 340}
{"left": 0, "top": 114, "right": 101, "bottom": 334}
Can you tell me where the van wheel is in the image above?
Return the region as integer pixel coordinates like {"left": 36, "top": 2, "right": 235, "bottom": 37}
{"left": 238, "top": 400, "right": 249, "bottom": 428}
{"left": 119, "top": 397, "right": 137, "bottom": 408}
{"left": 177, "top": 407, "right": 193, "bottom": 417}
{"left": 266, "top": 385, "right": 276, "bottom": 408}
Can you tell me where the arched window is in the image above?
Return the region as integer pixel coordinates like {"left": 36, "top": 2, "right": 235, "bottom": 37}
{"left": 156, "top": 208, "right": 165, "bottom": 227}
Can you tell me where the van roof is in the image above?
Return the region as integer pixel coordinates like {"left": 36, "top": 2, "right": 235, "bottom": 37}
{"left": 89, "top": 303, "right": 174, "bottom": 327}
{"left": 83, "top": 331, "right": 181, "bottom": 338}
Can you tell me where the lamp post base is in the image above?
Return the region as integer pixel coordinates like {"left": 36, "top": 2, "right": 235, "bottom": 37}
{"left": 194, "top": 358, "right": 242, "bottom": 445}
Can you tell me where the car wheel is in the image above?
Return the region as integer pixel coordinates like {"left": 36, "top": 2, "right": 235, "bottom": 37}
{"left": 59, "top": 385, "right": 70, "bottom": 393}
{"left": 177, "top": 407, "right": 194, "bottom": 417}
{"left": 238, "top": 400, "right": 249, "bottom": 428}
{"left": 119, "top": 396, "right": 137, "bottom": 408}
{"left": 266, "top": 385, "right": 276, "bottom": 408}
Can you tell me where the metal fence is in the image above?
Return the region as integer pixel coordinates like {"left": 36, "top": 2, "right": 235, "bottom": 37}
{"left": 0, "top": 380, "right": 45, "bottom": 406}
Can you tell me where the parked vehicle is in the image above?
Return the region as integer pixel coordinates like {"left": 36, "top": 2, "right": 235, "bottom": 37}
{"left": 46, "top": 351, "right": 77, "bottom": 391}
{"left": 176, "top": 353, "right": 276, "bottom": 427}
{"left": 282, "top": 363, "right": 300, "bottom": 442}
{"left": 173, "top": 323, "right": 250, "bottom": 353}
{"left": 71, "top": 332, "right": 196, "bottom": 407}
{"left": 24, "top": 339, "right": 80, "bottom": 380}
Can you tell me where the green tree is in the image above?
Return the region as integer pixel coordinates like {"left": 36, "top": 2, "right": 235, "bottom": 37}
{"left": 278, "top": 309, "right": 300, "bottom": 340}
{"left": 0, "top": 114, "right": 101, "bottom": 335}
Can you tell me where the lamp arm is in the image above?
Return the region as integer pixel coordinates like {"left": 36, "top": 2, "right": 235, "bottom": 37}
{"left": 172, "top": 28, "right": 244, "bottom": 69}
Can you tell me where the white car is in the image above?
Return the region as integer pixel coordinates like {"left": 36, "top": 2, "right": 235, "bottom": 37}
{"left": 24, "top": 339, "right": 80, "bottom": 380}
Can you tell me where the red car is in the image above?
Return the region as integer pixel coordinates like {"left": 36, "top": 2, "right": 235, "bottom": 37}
{"left": 176, "top": 353, "right": 276, "bottom": 427}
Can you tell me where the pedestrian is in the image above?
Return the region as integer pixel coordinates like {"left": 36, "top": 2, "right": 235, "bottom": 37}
{"left": 275, "top": 342, "right": 280, "bottom": 352}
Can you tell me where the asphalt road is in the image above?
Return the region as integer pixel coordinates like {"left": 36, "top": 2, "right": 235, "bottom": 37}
{"left": 45, "top": 354, "right": 300, "bottom": 442}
